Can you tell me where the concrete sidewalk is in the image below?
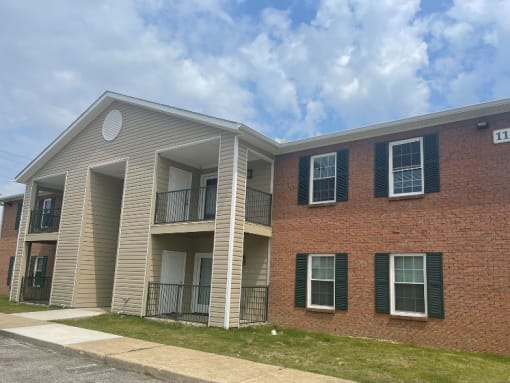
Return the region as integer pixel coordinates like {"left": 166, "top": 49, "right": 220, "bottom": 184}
{"left": 0, "top": 312, "right": 355, "bottom": 383}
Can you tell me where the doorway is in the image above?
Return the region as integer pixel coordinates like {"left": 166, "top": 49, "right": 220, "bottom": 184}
{"left": 192, "top": 253, "right": 212, "bottom": 314}
{"left": 159, "top": 250, "right": 186, "bottom": 314}
{"left": 167, "top": 167, "right": 192, "bottom": 222}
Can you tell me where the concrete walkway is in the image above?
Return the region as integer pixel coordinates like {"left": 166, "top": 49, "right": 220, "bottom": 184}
{"left": 0, "top": 311, "right": 355, "bottom": 383}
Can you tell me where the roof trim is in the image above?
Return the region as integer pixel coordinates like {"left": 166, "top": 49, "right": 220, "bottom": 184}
{"left": 15, "top": 91, "right": 253, "bottom": 183}
{"left": 277, "top": 97, "right": 510, "bottom": 153}
{"left": 15, "top": 93, "right": 510, "bottom": 182}
{"left": 0, "top": 193, "right": 24, "bottom": 203}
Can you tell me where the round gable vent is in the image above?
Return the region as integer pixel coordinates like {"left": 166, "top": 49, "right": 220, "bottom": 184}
{"left": 102, "top": 109, "right": 123, "bottom": 141}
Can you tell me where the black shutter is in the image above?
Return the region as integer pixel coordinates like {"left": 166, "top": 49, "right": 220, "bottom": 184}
{"left": 374, "top": 142, "right": 389, "bottom": 197}
{"left": 14, "top": 202, "right": 23, "bottom": 230}
{"left": 423, "top": 134, "right": 440, "bottom": 193}
{"left": 426, "top": 253, "right": 444, "bottom": 318}
{"left": 336, "top": 150, "right": 349, "bottom": 202}
{"left": 295, "top": 254, "right": 308, "bottom": 307}
{"left": 374, "top": 253, "right": 390, "bottom": 313}
{"left": 7, "top": 256, "right": 15, "bottom": 285}
{"left": 335, "top": 253, "right": 348, "bottom": 310}
{"left": 297, "top": 156, "right": 310, "bottom": 205}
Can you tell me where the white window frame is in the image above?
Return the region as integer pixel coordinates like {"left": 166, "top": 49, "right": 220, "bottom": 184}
{"left": 389, "top": 137, "right": 424, "bottom": 197}
{"left": 390, "top": 253, "right": 427, "bottom": 318}
{"left": 307, "top": 254, "right": 335, "bottom": 309}
{"left": 309, "top": 153, "right": 337, "bottom": 204}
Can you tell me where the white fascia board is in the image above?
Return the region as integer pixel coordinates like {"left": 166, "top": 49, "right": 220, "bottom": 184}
{"left": 276, "top": 98, "right": 510, "bottom": 154}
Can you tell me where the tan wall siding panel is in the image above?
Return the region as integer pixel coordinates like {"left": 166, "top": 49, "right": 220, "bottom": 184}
{"left": 74, "top": 172, "right": 123, "bottom": 308}
{"left": 24, "top": 101, "right": 224, "bottom": 314}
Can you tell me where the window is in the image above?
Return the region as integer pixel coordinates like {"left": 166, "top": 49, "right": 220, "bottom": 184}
{"left": 390, "top": 254, "right": 426, "bottom": 317}
{"left": 389, "top": 137, "right": 424, "bottom": 197}
{"left": 308, "top": 254, "right": 335, "bottom": 309}
{"left": 310, "top": 153, "right": 336, "bottom": 203}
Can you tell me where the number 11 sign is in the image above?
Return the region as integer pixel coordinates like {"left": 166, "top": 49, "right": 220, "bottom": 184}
{"left": 493, "top": 128, "right": 510, "bottom": 144}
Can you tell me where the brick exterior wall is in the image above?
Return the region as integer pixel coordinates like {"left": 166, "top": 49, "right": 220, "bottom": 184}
{"left": 0, "top": 200, "right": 22, "bottom": 294}
{"left": 270, "top": 112, "right": 510, "bottom": 355}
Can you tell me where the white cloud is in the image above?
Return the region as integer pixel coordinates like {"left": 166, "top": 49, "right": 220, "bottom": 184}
{"left": 1, "top": 0, "right": 510, "bottom": 194}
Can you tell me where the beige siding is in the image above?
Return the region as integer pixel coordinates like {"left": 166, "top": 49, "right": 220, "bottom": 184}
{"left": 24, "top": 101, "right": 225, "bottom": 314}
{"left": 242, "top": 234, "right": 269, "bottom": 286}
{"left": 74, "top": 172, "right": 123, "bottom": 307}
{"left": 9, "top": 184, "right": 33, "bottom": 302}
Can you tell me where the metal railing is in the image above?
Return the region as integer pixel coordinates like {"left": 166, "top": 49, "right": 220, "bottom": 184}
{"left": 145, "top": 283, "right": 269, "bottom": 324}
{"left": 146, "top": 282, "right": 211, "bottom": 324}
{"left": 245, "top": 188, "right": 272, "bottom": 226}
{"left": 154, "top": 186, "right": 217, "bottom": 224}
{"left": 29, "top": 208, "right": 61, "bottom": 233}
{"left": 20, "top": 276, "right": 52, "bottom": 303}
{"left": 240, "top": 286, "right": 269, "bottom": 324}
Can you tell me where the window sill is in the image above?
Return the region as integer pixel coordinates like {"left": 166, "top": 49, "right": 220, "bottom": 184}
{"left": 390, "top": 314, "right": 428, "bottom": 322}
{"left": 307, "top": 202, "right": 337, "bottom": 208}
{"left": 306, "top": 307, "right": 335, "bottom": 314}
{"left": 388, "top": 194, "right": 425, "bottom": 202}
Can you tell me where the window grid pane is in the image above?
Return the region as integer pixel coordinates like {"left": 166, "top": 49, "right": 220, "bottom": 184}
{"left": 310, "top": 256, "right": 334, "bottom": 308}
{"left": 393, "top": 255, "right": 425, "bottom": 314}
{"left": 391, "top": 140, "right": 422, "bottom": 195}
{"left": 312, "top": 155, "right": 335, "bottom": 202}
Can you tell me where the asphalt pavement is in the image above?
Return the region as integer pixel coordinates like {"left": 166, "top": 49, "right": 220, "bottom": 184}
{"left": 0, "top": 334, "right": 163, "bottom": 383}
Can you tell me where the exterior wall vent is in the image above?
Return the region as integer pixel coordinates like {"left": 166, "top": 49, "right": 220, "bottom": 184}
{"left": 102, "top": 109, "right": 123, "bottom": 141}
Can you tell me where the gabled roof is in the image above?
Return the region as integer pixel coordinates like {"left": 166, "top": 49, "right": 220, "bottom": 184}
{"left": 15, "top": 91, "right": 510, "bottom": 183}
{"left": 15, "top": 91, "right": 278, "bottom": 183}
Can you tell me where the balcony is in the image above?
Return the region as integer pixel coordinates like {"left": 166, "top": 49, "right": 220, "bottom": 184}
{"left": 20, "top": 276, "right": 52, "bottom": 304}
{"left": 29, "top": 208, "right": 61, "bottom": 234}
{"left": 145, "top": 283, "right": 268, "bottom": 325}
{"left": 154, "top": 186, "right": 272, "bottom": 226}
{"left": 155, "top": 186, "right": 217, "bottom": 224}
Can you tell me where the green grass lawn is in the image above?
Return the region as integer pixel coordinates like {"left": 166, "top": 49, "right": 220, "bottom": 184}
{"left": 0, "top": 294, "right": 56, "bottom": 314}
{"left": 58, "top": 313, "right": 510, "bottom": 383}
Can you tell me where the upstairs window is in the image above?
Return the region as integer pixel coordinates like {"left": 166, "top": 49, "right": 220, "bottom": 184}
{"left": 310, "top": 153, "right": 336, "bottom": 203}
{"left": 389, "top": 137, "right": 423, "bottom": 197}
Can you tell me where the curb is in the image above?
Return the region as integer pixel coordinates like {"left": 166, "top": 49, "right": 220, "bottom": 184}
{"left": 0, "top": 329, "right": 213, "bottom": 383}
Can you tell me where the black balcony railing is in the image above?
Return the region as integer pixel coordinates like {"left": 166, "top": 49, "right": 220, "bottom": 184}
{"left": 146, "top": 282, "right": 211, "bottom": 324}
{"left": 145, "top": 282, "right": 269, "bottom": 325}
{"left": 29, "top": 208, "right": 61, "bottom": 233}
{"left": 155, "top": 186, "right": 217, "bottom": 224}
{"left": 20, "top": 276, "right": 52, "bottom": 303}
{"left": 240, "top": 286, "right": 269, "bottom": 324}
{"left": 245, "top": 188, "right": 272, "bottom": 226}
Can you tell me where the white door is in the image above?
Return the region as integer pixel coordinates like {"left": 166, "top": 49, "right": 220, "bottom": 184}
{"left": 192, "top": 253, "right": 213, "bottom": 314}
{"left": 167, "top": 167, "right": 192, "bottom": 222}
{"left": 158, "top": 250, "right": 186, "bottom": 315}
{"left": 40, "top": 198, "right": 53, "bottom": 228}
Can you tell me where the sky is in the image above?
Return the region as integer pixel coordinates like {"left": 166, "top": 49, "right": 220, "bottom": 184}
{"left": 1, "top": 0, "right": 510, "bottom": 201}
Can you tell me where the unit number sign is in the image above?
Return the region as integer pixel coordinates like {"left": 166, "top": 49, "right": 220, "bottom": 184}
{"left": 493, "top": 128, "right": 510, "bottom": 144}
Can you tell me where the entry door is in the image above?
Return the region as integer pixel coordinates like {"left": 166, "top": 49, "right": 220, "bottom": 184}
{"left": 167, "top": 167, "right": 192, "bottom": 222}
{"left": 158, "top": 251, "right": 186, "bottom": 315}
{"left": 40, "top": 198, "right": 54, "bottom": 228}
{"left": 200, "top": 175, "right": 217, "bottom": 219}
{"left": 192, "top": 253, "right": 212, "bottom": 314}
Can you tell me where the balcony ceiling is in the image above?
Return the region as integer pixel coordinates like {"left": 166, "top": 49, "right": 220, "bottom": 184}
{"left": 160, "top": 138, "right": 220, "bottom": 169}
{"left": 36, "top": 173, "right": 66, "bottom": 191}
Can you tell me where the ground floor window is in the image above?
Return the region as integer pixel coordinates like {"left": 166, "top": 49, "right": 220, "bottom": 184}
{"left": 390, "top": 254, "right": 426, "bottom": 316}
{"left": 308, "top": 254, "right": 335, "bottom": 309}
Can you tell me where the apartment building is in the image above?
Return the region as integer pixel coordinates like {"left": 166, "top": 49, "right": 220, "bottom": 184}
{"left": 8, "top": 92, "right": 510, "bottom": 354}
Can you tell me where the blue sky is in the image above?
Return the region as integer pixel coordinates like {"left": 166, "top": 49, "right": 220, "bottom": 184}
{"left": 1, "top": 0, "right": 510, "bottom": 200}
